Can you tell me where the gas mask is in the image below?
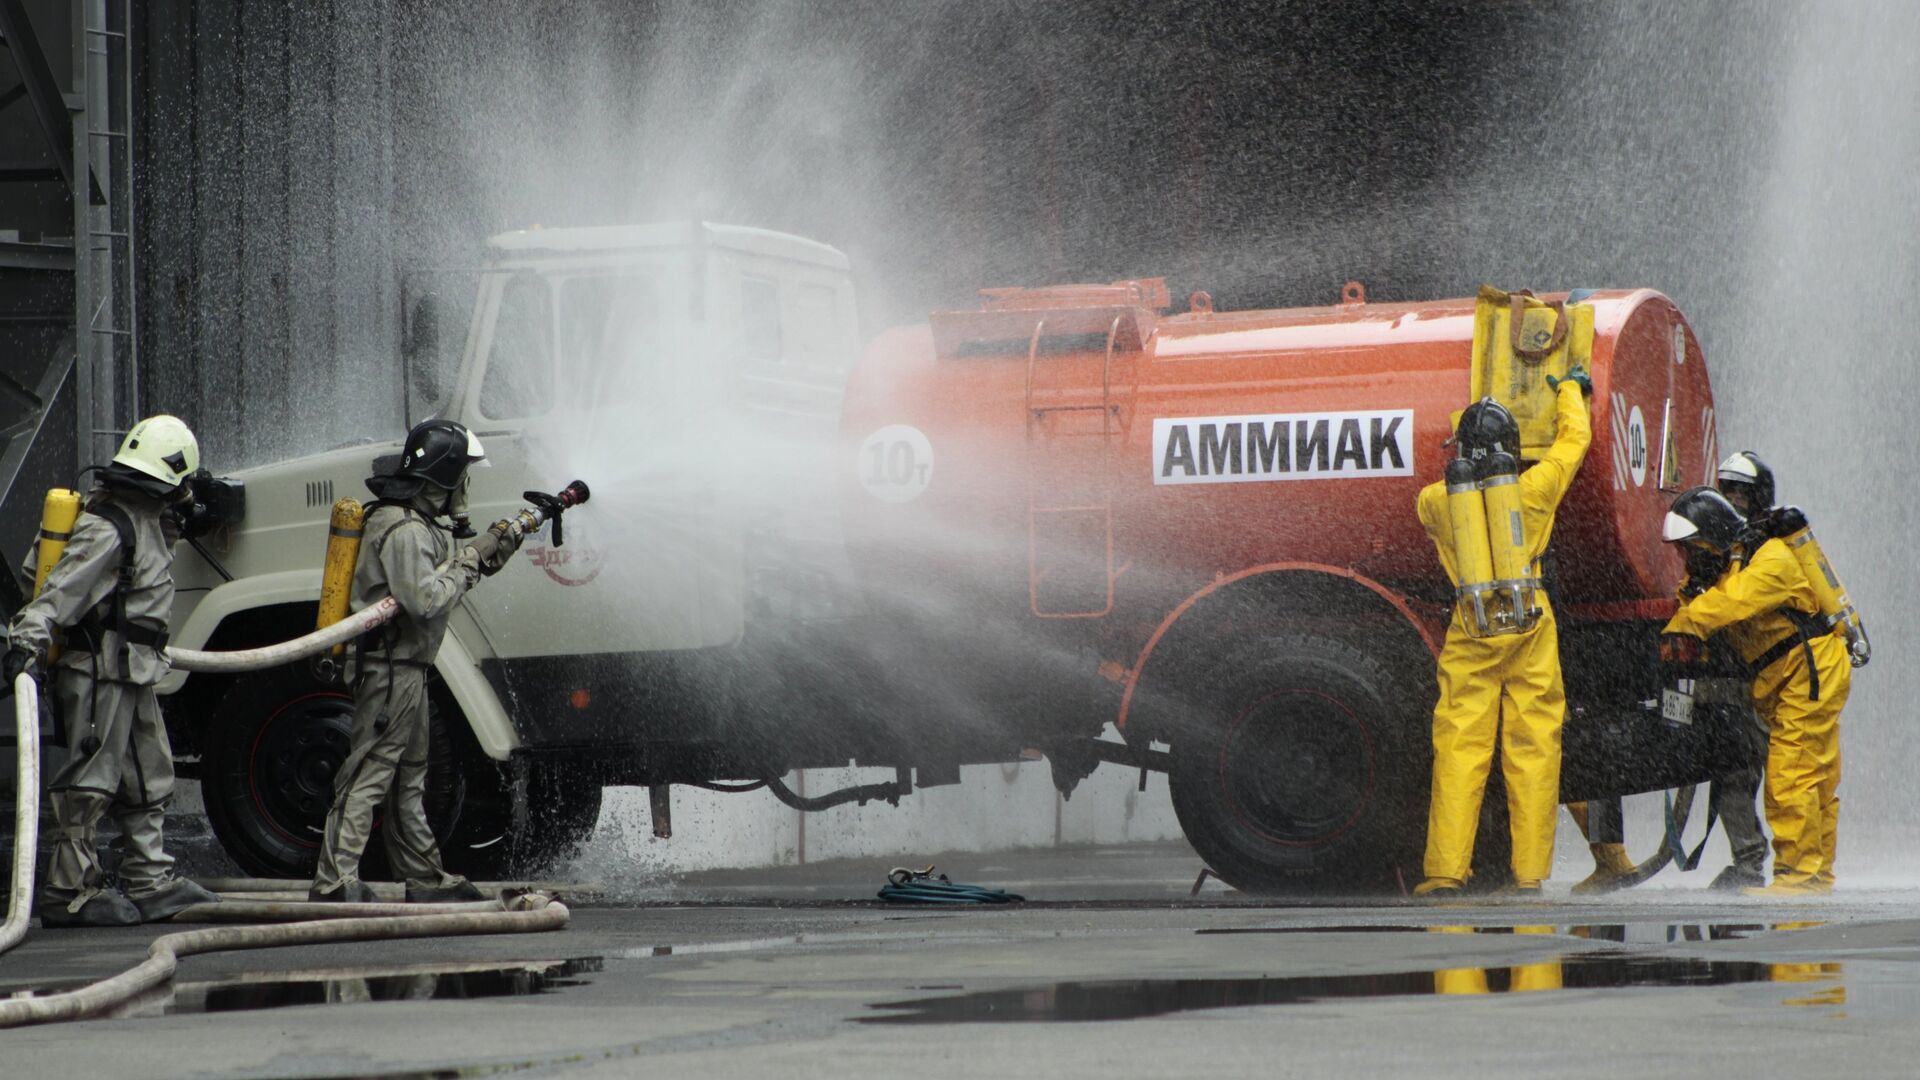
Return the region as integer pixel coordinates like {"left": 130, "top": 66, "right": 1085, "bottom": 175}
{"left": 1681, "top": 542, "right": 1729, "bottom": 597}
{"left": 446, "top": 471, "right": 475, "bottom": 539}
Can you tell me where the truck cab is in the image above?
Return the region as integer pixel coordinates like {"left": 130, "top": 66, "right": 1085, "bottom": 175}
{"left": 164, "top": 222, "right": 862, "bottom": 878}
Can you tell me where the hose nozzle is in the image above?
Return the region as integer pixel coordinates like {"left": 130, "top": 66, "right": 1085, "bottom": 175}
{"left": 509, "top": 479, "right": 591, "bottom": 547}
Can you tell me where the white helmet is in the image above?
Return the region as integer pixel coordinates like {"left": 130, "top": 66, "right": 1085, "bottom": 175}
{"left": 111, "top": 415, "right": 200, "bottom": 494}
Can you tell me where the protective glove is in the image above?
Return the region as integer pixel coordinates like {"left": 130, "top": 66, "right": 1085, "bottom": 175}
{"left": 467, "top": 521, "right": 523, "bottom": 578}
{"left": 1658, "top": 632, "right": 1707, "bottom": 678}
{"left": 1546, "top": 364, "right": 1592, "bottom": 396}
{"left": 3, "top": 645, "right": 44, "bottom": 687}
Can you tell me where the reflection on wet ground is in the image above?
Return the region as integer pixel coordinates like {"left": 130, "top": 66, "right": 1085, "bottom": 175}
{"left": 166, "top": 958, "right": 602, "bottom": 1015}
{"left": 860, "top": 955, "right": 1847, "bottom": 1024}
{"left": 1195, "top": 922, "right": 1823, "bottom": 942}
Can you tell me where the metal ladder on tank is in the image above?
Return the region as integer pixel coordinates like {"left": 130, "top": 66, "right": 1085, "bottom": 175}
{"left": 1023, "top": 315, "right": 1131, "bottom": 618}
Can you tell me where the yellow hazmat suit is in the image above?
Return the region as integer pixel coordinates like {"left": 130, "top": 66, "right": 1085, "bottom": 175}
{"left": 1665, "top": 538, "right": 1851, "bottom": 891}
{"left": 1415, "top": 380, "right": 1591, "bottom": 887}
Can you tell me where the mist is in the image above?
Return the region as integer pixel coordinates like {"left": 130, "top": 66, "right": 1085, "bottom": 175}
{"left": 134, "top": 0, "right": 1918, "bottom": 884}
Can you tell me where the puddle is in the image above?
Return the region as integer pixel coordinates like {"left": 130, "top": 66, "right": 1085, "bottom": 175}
{"left": 1195, "top": 922, "right": 1814, "bottom": 942}
{"left": 163, "top": 958, "right": 601, "bottom": 1015}
{"left": 859, "top": 955, "right": 1843, "bottom": 1023}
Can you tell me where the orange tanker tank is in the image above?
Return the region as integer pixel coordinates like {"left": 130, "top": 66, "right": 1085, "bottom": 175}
{"left": 839, "top": 278, "right": 1734, "bottom": 891}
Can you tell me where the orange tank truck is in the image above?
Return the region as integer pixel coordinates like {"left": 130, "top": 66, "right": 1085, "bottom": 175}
{"left": 839, "top": 279, "right": 1741, "bottom": 891}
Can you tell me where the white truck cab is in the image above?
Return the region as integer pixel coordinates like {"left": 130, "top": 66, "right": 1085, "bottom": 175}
{"left": 164, "top": 223, "right": 862, "bottom": 878}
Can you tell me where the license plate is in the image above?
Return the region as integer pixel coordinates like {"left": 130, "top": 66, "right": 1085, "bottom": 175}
{"left": 1661, "top": 687, "right": 1694, "bottom": 726}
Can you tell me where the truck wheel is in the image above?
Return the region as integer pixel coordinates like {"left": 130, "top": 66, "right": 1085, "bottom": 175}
{"left": 201, "top": 666, "right": 461, "bottom": 880}
{"left": 1169, "top": 634, "right": 1427, "bottom": 894}
{"left": 442, "top": 763, "right": 604, "bottom": 878}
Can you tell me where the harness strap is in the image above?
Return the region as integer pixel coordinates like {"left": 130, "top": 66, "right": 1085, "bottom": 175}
{"left": 1748, "top": 608, "right": 1830, "bottom": 702}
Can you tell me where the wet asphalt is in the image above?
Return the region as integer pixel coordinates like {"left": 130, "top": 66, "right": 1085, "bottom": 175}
{"left": 5, "top": 842, "right": 1920, "bottom": 1078}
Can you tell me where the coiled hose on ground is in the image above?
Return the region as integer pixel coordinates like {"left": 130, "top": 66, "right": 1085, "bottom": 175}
{"left": 0, "top": 895, "right": 570, "bottom": 1028}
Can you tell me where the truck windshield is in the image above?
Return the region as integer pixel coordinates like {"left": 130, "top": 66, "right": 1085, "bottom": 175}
{"left": 476, "top": 266, "right": 681, "bottom": 420}
{"left": 557, "top": 272, "right": 666, "bottom": 405}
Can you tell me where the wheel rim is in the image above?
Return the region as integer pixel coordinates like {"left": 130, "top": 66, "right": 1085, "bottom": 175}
{"left": 1216, "top": 687, "right": 1376, "bottom": 847}
{"left": 245, "top": 691, "right": 355, "bottom": 851}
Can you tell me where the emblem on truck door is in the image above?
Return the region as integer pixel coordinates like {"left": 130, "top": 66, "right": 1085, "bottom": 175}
{"left": 1152, "top": 409, "right": 1413, "bottom": 485}
{"left": 858, "top": 425, "right": 935, "bottom": 502}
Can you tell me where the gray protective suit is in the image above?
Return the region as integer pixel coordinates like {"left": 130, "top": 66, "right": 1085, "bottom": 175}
{"left": 312, "top": 493, "right": 481, "bottom": 892}
{"left": 8, "top": 485, "right": 182, "bottom": 909}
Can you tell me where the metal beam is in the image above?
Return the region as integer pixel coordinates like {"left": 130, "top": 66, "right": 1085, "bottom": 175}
{"left": 0, "top": 80, "right": 25, "bottom": 111}
{"left": 0, "top": 0, "right": 75, "bottom": 186}
{"left": 0, "top": 161, "right": 60, "bottom": 182}
{"left": 0, "top": 239, "right": 73, "bottom": 271}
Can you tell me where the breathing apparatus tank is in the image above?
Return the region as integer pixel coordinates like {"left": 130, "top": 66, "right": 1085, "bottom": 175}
{"left": 1445, "top": 452, "right": 1541, "bottom": 638}
{"left": 1772, "top": 507, "right": 1870, "bottom": 667}
{"left": 1444, "top": 458, "right": 1496, "bottom": 632}
{"left": 34, "top": 489, "right": 81, "bottom": 660}
{"left": 312, "top": 498, "right": 366, "bottom": 680}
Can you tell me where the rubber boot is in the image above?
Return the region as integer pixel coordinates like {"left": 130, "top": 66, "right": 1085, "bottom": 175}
{"left": 309, "top": 879, "right": 378, "bottom": 904}
{"left": 1570, "top": 843, "right": 1635, "bottom": 896}
{"left": 1709, "top": 863, "right": 1766, "bottom": 891}
{"left": 1413, "top": 877, "right": 1464, "bottom": 898}
{"left": 1744, "top": 879, "right": 1833, "bottom": 897}
{"left": 405, "top": 877, "right": 488, "bottom": 904}
{"left": 132, "top": 877, "right": 221, "bottom": 922}
{"left": 37, "top": 889, "right": 142, "bottom": 928}
{"left": 1493, "top": 880, "right": 1544, "bottom": 897}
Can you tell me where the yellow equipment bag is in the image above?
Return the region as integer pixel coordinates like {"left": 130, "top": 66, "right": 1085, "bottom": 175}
{"left": 1467, "top": 286, "right": 1594, "bottom": 460}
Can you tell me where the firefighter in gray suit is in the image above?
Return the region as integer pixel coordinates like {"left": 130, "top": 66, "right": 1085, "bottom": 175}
{"left": 309, "top": 418, "right": 521, "bottom": 903}
{"left": 5, "top": 416, "right": 220, "bottom": 926}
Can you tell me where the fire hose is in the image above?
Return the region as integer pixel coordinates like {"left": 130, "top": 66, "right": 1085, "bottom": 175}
{"left": 2, "top": 672, "right": 39, "bottom": 957}
{"left": 165, "top": 595, "right": 401, "bottom": 673}
{"left": 0, "top": 895, "right": 569, "bottom": 1028}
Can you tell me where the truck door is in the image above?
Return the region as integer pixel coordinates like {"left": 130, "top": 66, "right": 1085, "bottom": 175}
{"left": 457, "top": 265, "right": 746, "bottom": 659}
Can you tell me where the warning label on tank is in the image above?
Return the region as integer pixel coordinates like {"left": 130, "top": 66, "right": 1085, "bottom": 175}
{"left": 1152, "top": 409, "right": 1414, "bottom": 485}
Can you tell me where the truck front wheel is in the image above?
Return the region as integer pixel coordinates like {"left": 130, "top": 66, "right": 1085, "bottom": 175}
{"left": 201, "top": 666, "right": 462, "bottom": 880}
{"left": 1169, "top": 634, "right": 1428, "bottom": 893}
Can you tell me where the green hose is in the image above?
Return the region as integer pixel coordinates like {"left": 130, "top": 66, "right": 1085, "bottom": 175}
{"left": 878, "top": 866, "right": 1023, "bottom": 904}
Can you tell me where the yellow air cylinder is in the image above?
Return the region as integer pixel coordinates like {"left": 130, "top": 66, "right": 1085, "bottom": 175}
{"left": 315, "top": 498, "right": 366, "bottom": 665}
{"left": 1479, "top": 452, "right": 1539, "bottom": 634}
{"left": 1445, "top": 458, "right": 1496, "bottom": 634}
{"left": 36, "top": 488, "right": 81, "bottom": 662}
{"left": 1778, "top": 517, "right": 1871, "bottom": 666}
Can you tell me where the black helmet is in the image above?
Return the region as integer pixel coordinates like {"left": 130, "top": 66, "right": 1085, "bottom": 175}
{"left": 368, "top": 419, "right": 486, "bottom": 500}
{"left": 1716, "top": 450, "right": 1775, "bottom": 518}
{"left": 1663, "top": 486, "right": 1746, "bottom": 551}
{"left": 1453, "top": 398, "right": 1521, "bottom": 465}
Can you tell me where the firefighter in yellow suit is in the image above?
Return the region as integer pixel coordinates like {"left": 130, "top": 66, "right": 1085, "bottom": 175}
{"left": 1660, "top": 487, "right": 1850, "bottom": 895}
{"left": 1412, "top": 371, "right": 1591, "bottom": 895}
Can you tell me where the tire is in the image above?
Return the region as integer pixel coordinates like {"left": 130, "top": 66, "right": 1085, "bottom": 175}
{"left": 443, "top": 759, "right": 603, "bottom": 878}
{"left": 1169, "top": 634, "right": 1428, "bottom": 894}
{"left": 201, "top": 666, "right": 461, "bottom": 880}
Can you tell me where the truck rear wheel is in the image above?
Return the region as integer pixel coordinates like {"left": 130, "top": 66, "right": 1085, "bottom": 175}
{"left": 1169, "top": 634, "right": 1427, "bottom": 894}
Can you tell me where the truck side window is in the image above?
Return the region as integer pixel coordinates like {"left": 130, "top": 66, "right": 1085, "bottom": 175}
{"left": 479, "top": 274, "right": 554, "bottom": 419}
{"left": 741, "top": 278, "right": 782, "bottom": 361}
